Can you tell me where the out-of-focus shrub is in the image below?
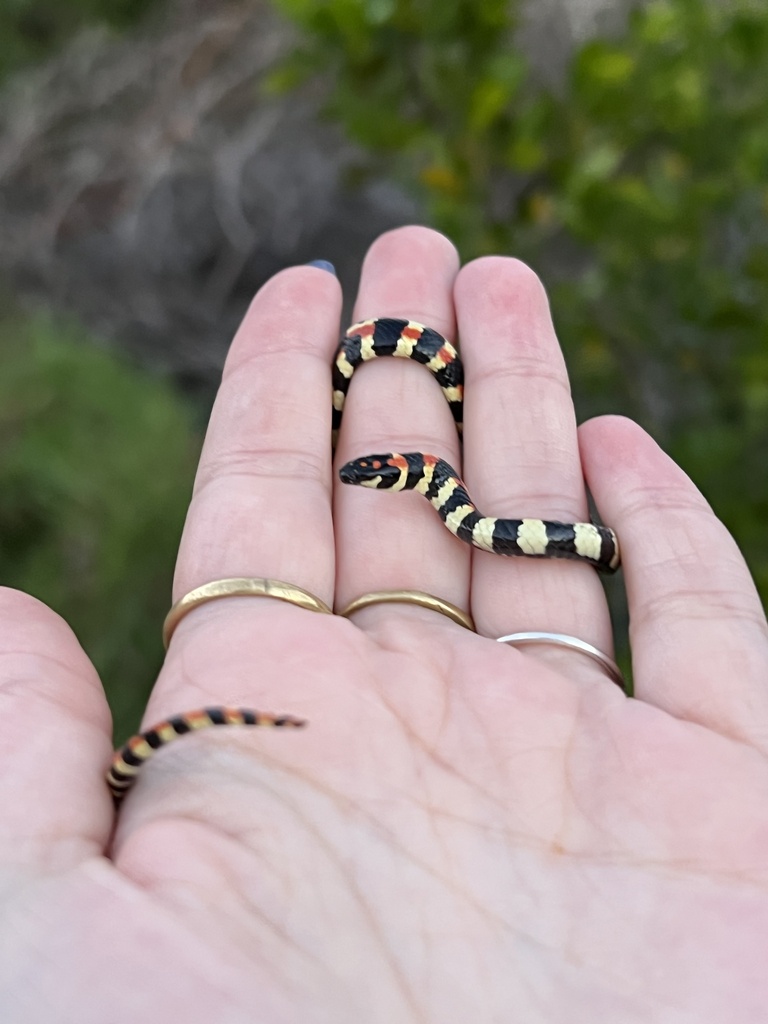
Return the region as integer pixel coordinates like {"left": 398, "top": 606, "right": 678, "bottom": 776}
{"left": 270, "top": 0, "right": 768, "bottom": 606}
{"left": 0, "top": 315, "right": 198, "bottom": 740}
{"left": 0, "top": 0, "right": 161, "bottom": 81}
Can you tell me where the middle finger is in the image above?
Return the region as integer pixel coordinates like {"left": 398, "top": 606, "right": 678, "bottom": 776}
{"left": 334, "top": 226, "right": 469, "bottom": 615}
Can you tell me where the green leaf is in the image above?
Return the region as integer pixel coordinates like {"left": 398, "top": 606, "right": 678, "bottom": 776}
{"left": 578, "top": 43, "right": 636, "bottom": 85}
{"left": 468, "top": 78, "right": 511, "bottom": 131}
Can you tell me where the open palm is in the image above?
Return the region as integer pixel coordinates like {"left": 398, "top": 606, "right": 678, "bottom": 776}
{"left": 3, "top": 227, "right": 768, "bottom": 1024}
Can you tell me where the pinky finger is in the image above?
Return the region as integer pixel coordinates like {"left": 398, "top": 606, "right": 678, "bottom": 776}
{"left": 579, "top": 416, "right": 768, "bottom": 750}
{"left": 0, "top": 589, "right": 114, "bottom": 871}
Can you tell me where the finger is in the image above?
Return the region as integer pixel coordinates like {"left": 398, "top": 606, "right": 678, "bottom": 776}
{"left": 333, "top": 226, "right": 470, "bottom": 617}
{"left": 580, "top": 415, "right": 768, "bottom": 746}
{"left": 147, "top": 265, "right": 342, "bottom": 714}
{"left": 455, "top": 258, "right": 614, "bottom": 680}
{"left": 0, "top": 588, "right": 113, "bottom": 868}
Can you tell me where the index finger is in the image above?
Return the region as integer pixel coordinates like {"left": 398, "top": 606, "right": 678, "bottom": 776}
{"left": 148, "top": 265, "right": 342, "bottom": 709}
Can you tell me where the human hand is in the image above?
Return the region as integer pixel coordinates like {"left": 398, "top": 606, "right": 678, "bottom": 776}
{"left": 3, "top": 226, "right": 768, "bottom": 1023}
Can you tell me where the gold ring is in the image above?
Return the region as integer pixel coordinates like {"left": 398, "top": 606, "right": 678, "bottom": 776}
{"left": 163, "top": 577, "right": 333, "bottom": 648}
{"left": 338, "top": 589, "right": 474, "bottom": 631}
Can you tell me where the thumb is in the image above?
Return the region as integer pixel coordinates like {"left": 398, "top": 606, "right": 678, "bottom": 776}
{"left": 0, "top": 588, "right": 114, "bottom": 874}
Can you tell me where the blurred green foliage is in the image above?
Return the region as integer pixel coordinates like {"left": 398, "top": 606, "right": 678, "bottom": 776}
{"left": 0, "top": 315, "right": 199, "bottom": 740}
{"left": 271, "top": 0, "right": 768, "bottom": 607}
{"left": 0, "top": 0, "right": 160, "bottom": 82}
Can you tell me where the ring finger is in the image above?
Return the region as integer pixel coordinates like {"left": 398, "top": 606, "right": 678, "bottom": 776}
{"left": 456, "top": 257, "right": 615, "bottom": 680}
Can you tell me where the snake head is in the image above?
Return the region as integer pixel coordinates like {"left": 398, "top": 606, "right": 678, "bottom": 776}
{"left": 339, "top": 453, "right": 410, "bottom": 490}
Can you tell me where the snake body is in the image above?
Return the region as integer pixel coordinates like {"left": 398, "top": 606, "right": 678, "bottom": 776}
{"left": 339, "top": 451, "right": 620, "bottom": 572}
{"left": 107, "top": 707, "right": 305, "bottom": 802}
{"left": 333, "top": 317, "right": 463, "bottom": 446}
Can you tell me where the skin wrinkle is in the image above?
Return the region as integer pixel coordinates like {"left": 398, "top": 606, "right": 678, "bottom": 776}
{"left": 549, "top": 712, "right": 581, "bottom": 858}
{"left": 616, "top": 478, "right": 716, "bottom": 519}
{"left": 226, "top": 742, "right": 529, "bottom": 940}
{"left": 373, "top": 664, "right": 475, "bottom": 913}
{"left": 629, "top": 526, "right": 758, "bottom": 574}
{"left": 0, "top": 653, "right": 107, "bottom": 711}
{"left": 223, "top": 340, "right": 336, "bottom": 383}
{"left": 573, "top": 699, "right": 714, "bottom": 859}
{"left": 214, "top": 376, "right": 327, "bottom": 448}
{"left": 467, "top": 487, "right": 590, "bottom": 523}
{"left": 628, "top": 532, "right": 743, "bottom": 575}
{"left": 340, "top": 650, "right": 545, "bottom": 843}
{"left": 156, "top": 646, "right": 220, "bottom": 706}
{"left": 479, "top": 436, "right": 579, "bottom": 468}
{"left": 356, "top": 637, "right": 550, "bottom": 845}
{"left": 396, "top": 774, "right": 563, "bottom": 870}
{"left": 368, "top": 646, "right": 579, "bottom": 852}
{"left": 466, "top": 457, "right": 589, "bottom": 522}
{"left": 118, "top": 818, "right": 328, "bottom": 978}
{"left": 629, "top": 706, "right": 768, "bottom": 774}
{"left": 1, "top": 794, "right": 109, "bottom": 848}
{"left": 82, "top": 784, "right": 768, "bottom": 957}
{"left": 0, "top": 673, "right": 65, "bottom": 705}
{"left": 287, "top": 649, "right": 590, "bottom": 941}
{"left": 78, "top": 857, "right": 286, "bottom": 1016}
{"left": 192, "top": 457, "right": 333, "bottom": 506}
{"left": 0, "top": 649, "right": 89, "bottom": 678}
{"left": 248, "top": 801, "right": 586, "bottom": 1019}
{"left": 0, "top": 671, "right": 110, "bottom": 785}
{"left": 560, "top": 704, "right": 641, "bottom": 858}
{"left": 629, "top": 579, "right": 768, "bottom": 633}
{"left": 465, "top": 356, "right": 572, "bottom": 398}
{"left": 474, "top": 445, "right": 581, "bottom": 487}
{"left": 383, "top": 657, "right": 768, "bottom": 888}
{"left": 246, "top": 775, "right": 431, "bottom": 1023}
{"left": 569, "top": 723, "right": 768, "bottom": 884}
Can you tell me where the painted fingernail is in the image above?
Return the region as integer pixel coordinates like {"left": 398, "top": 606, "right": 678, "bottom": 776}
{"left": 306, "top": 260, "right": 337, "bottom": 275}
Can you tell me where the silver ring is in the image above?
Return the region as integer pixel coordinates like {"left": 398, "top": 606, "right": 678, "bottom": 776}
{"left": 496, "top": 631, "right": 625, "bottom": 690}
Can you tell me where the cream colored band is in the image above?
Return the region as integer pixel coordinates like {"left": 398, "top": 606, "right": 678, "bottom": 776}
{"left": 496, "top": 631, "right": 625, "bottom": 689}
{"left": 163, "top": 577, "right": 333, "bottom": 649}
{"left": 338, "top": 589, "right": 475, "bottom": 631}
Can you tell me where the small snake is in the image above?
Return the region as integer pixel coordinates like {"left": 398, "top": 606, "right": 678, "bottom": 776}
{"left": 107, "top": 707, "right": 305, "bottom": 802}
{"left": 339, "top": 451, "right": 620, "bottom": 572}
{"left": 333, "top": 317, "right": 619, "bottom": 573}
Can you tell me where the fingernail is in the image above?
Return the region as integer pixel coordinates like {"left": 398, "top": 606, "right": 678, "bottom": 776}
{"left": 306, "top": 260, "right": 336, "bottom": 275}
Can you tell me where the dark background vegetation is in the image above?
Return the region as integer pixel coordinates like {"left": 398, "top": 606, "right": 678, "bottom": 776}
{"left": 1, "top": 0, "right": 766, "bottom": 739}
